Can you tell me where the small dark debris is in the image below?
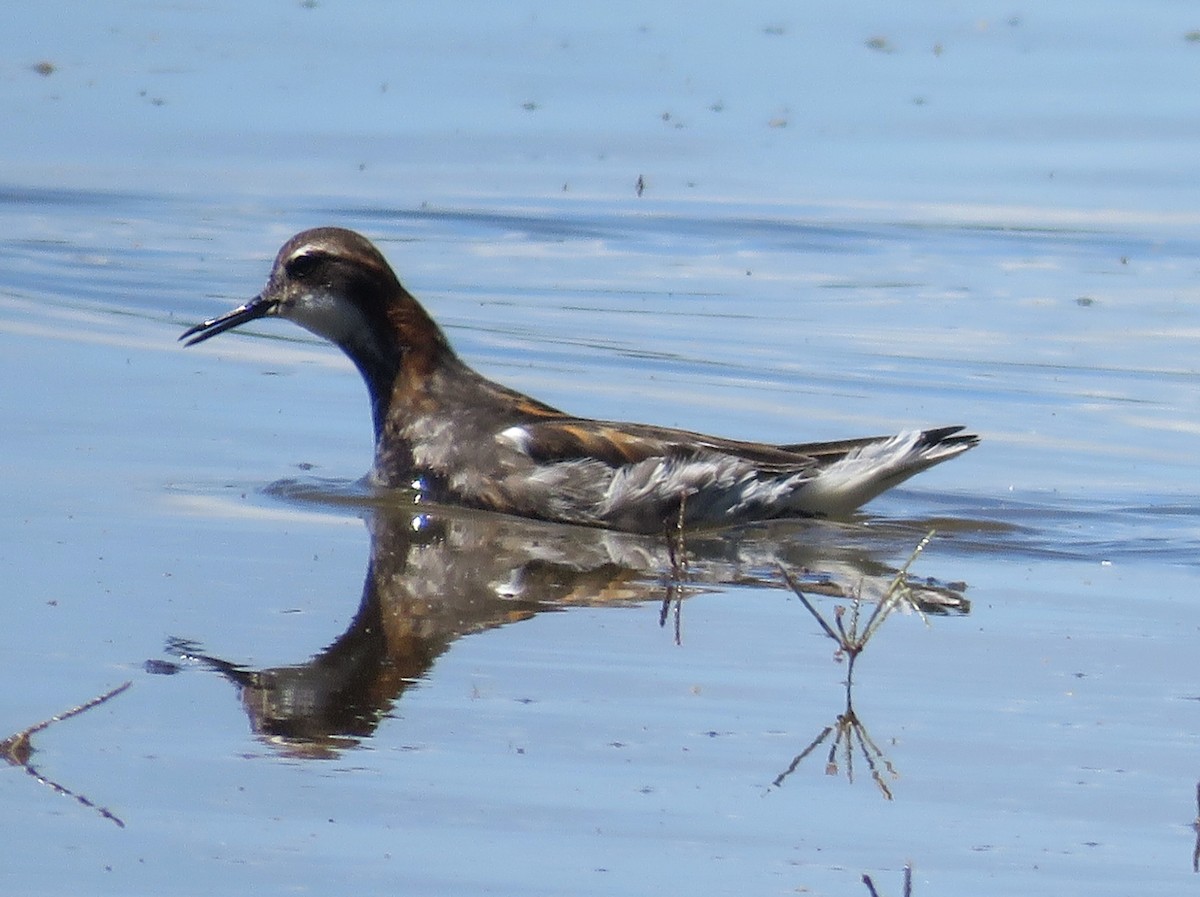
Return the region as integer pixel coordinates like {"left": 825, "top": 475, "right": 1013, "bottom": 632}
{"left": 32, "top": 61, "right": 56, "bottom": 76}
{"left": 144, "top": 659, "right": 181, "bottom": 675}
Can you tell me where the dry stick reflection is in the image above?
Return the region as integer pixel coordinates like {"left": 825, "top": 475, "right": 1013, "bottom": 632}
{"left": 773, "top": 532, "right": 936, "bottom": 799}
{"left": 769, "top": 695, "right": 898, "bottom": 799}
{"left": 659, "top": 493, "right": 689, "bottom": 644}
{"left": 1, "top": 681, "right": 131, "bottom": 827}
{"left": 1192, "top": 780, "right": 1200, "bottom": 873}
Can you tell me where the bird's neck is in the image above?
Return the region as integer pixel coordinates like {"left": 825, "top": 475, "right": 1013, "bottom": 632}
{"left": 359, "top": 330, "right": 464, "bottom": 487}
{"left": 337, "top": 287, "right": 456, "bottom": 448}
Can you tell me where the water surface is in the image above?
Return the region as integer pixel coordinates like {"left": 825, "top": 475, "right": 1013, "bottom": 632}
{"left": 3, "top": 3, "right": 1200, "bottom": 896}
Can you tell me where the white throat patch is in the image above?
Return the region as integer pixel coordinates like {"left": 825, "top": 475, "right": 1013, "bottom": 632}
{"left": 285, "top": 287, "right": 370, "bottom": 346}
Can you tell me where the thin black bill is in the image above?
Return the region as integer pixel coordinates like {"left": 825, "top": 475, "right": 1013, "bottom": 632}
{"left": 179, "top": 295, "right": 274, "bottom": 346}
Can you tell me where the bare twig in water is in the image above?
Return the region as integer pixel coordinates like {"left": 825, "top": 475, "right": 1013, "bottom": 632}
{"left": 862, "top": 864, "right": 912, "bottom": 897}
{"left": 2, "top": 681, "right": 131, "bottom": 828}
{"left": 779, "top": 531, "right": 936, "bottom": 689}
{"left": 771, "top": 533, "right": 937, "bottom": 799}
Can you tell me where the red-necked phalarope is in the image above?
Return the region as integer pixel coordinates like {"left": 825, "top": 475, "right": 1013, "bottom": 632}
{"left": 181, "top": 227, "right": 978, "bottom": 532}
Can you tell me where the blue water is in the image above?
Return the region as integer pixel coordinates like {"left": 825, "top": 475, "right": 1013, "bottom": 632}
{"left": 3, "top": 3, "right": 1200, "bottom": 896}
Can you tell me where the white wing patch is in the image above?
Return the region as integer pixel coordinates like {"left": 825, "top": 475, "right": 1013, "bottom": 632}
{"left": 498, "top": 425, "right": 531, "bottom": 453}
{"left": 598, "top": 452, "right": 810, "bottom": 524}
{"left": 493, "top": 426, "right": 969, "bottom": 530}
{"left": 788, "top": 430, "right": 954, "bottom": 515}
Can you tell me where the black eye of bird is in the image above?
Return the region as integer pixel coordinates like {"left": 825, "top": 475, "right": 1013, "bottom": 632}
{"left": 285, "top": 251, "right": 324, "bottom": 279}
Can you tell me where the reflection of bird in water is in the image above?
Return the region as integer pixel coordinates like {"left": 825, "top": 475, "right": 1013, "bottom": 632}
{"left": 181, "top": 227, "right": 977, "bottom": 532}
{"left": 159, "top": 503, "right": 968, "bottom": 757}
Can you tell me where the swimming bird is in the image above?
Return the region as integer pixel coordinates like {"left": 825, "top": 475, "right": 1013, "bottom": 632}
{"left": 181, "top": 227, "right": 977, "bottom": 533}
